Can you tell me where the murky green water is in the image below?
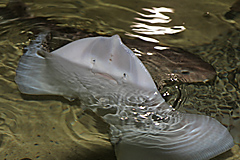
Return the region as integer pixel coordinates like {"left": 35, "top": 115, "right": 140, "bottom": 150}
{"left": 0, "top": 0, "right": 240, "bottom": 159}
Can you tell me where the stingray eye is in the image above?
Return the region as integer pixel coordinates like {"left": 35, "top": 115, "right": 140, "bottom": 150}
{"left": 92, "top": 59, "right": 96, "bottom": 63}
{"left": 123, "top": 73, "right": 127, "bottom": 78}
{"left": 181, "top": 70, "right": 190, "bottom": 75}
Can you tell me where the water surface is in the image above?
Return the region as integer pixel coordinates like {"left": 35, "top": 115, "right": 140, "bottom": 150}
{"left": 0, "top": 0, "right": 240, "bottom": 159}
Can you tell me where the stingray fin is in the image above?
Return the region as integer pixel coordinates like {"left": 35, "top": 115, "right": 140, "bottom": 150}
{"left": 15, "top": 32, "right": 75, "bottom": 97}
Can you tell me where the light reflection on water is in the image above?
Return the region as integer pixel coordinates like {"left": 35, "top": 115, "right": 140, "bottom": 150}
{"left": 0, "top": 0, "right": 239, "bottom": 159}
{"left": 127, "top": 7, "right": 185, "bottom": 43}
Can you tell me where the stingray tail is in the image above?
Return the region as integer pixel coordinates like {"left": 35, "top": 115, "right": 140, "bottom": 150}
{"left": 15, "top": 32, "right": 58, "bottom": 95}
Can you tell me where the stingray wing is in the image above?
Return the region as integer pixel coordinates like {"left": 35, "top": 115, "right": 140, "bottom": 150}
{"left": 15, "top": 32, "right": 77, "bottom": 97}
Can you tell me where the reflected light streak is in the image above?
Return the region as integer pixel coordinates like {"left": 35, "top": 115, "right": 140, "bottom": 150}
{"left": 127, "top": 6, "right": 186, "bottom": 47}
{"left": 130, "top": 7, "right": 186, "bottom": 37}
{"left": 136, "top": 7, "right": 174, "bottom": 23}
{"left": 154, "top": 46, "right": 170, "bottom": 50}
{"left": 135, "top": 17, "right": 171, "bottom": 24}
{"left": 125, "top": 32, "right": 159, "bottom": 43}
{"left": 147, "top": 52, "right": 153, "bottom": 55}
{"left": 132, "top": 48, "right": 143, "bottom": 56}
{"left": 142, "top": 7, "right": 174, "bottom": 14}
{"left": 131, "top": 22, "right": 185, "bottom": 35}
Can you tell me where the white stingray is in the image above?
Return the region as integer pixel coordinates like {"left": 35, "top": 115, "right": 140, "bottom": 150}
{"left": 15, "top": 32, "right": 234, "bottom": 160}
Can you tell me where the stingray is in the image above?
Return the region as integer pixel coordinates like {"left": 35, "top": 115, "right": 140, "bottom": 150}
{"left": 15, "top": 32, "right": 234, "bottom": 160}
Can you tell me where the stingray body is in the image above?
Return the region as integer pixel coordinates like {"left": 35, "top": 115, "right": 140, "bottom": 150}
{"left": 15, "top": 33, "right": 234, "bottom": 160}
